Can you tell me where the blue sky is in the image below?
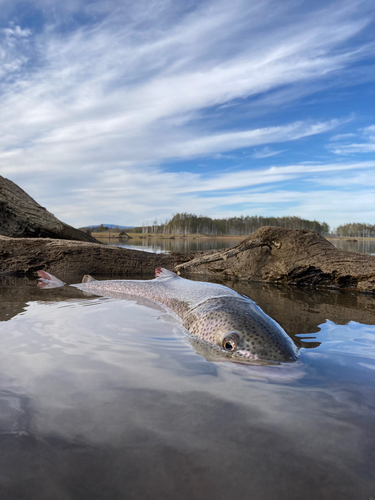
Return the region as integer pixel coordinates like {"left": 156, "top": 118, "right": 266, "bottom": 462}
{"left": 0, "top": 0, "right": 374, "bottom": 230}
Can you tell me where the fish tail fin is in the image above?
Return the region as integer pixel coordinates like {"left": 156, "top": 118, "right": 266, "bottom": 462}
{"left": 37, "top": 270, "right": 65, "bottom": 289}
{"left": 82, "top": 275, "right": 96, "bottom": 283}
{"left": 155, "top": 267, "right": 179, "bottom": 279}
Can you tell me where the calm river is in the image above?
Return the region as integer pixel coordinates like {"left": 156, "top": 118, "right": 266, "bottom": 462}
{"left": 0, "top": 267, "right": 374, "bottom": 499}
{"left": 99, "top": 235, "right": 375, "bottom": 255}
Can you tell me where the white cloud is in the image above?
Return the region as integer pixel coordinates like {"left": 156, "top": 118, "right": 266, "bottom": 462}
{"left": 0, "top": 23, "right": 31, "bottom": 78}
{"left": 3, "top": 25, "right": 32, "bottom": 38}
{"left": 329, "top": 133, "right": 356, "bottom": 141}
{"left": 329, "top": 124, "right": 375, "bottom": 154}
{"left": 313, "top": 171, "right": 375, "bottom": 187}
{"left": 332, "top": 143, "right": 375, "bottom": 154}
{"left": 251, "top": 147, "right": 285, "bottom": 159}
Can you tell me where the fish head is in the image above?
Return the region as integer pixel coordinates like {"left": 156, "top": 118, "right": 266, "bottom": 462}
{"left": 184, "top": 297, "right": 298, "bottom": 363}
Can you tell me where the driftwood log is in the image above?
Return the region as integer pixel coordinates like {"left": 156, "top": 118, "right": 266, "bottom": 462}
{"left": 0, "top": 235, "right": 194, "bottom": 279}
{"left": 175, "top": 227, "right": 375, "bottom": 293}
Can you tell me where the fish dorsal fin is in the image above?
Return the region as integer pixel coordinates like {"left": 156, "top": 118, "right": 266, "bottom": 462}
{"left": 155, "top": 267, "right": 179, "bottom": 279}
{"left": 82, "top": 274, "right": 96, "bottom": 283}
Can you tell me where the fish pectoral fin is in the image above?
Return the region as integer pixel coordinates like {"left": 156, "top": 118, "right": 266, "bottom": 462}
{"left": 82, "top": 274, "right": 96, "bottom": 283}
{"left": 155, "top": 267, "right": 179, "bottom": 279}
{"left": 37, "top": 270, "right": 65, "bottom": 289}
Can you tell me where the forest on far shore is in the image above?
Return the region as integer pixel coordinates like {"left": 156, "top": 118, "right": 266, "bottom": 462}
{"left": 336, "top": 223, "right": 375, "bottom": 238}
{"left": 131, "top": 213, "right": 331, "bottom": 236}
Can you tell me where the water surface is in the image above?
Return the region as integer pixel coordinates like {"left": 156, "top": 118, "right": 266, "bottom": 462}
{"left": 99, "top": 236, "right": 246, "bottom": 253}
{"left": 329, "top": 238, "right": 375, "bottom": 255}
{"left": 99, "top": 235, "right": 375, "bottom": 255}
{"left": 0, "top": 274, "right": 375, "bottom": 500}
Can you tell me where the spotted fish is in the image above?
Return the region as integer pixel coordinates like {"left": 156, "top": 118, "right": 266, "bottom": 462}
{"left": 37, "top": 268, "right": 297, "bottom": 363}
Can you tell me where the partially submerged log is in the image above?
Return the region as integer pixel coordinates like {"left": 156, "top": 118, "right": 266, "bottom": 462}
{"left": 175, "top": 226, "right": 375, "bottom": 293}
{"left": 0, "top": 235, "right": 194, "bottom": 278}
{"left": 0, "top": 175, "right": 99, "bottom": 243}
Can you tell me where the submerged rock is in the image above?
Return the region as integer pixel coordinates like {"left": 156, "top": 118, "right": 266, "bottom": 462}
{"left": 0, "top": 176, "right": 98, "bottom": 243}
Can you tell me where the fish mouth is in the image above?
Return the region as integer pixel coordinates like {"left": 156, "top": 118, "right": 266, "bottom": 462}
{"left": 233, "top": 349, "right": 260, "bottom": 360}
{"left": 229, "top": 349, "right": 283, "bottom": 366}
{"left": 232, "top": 349, "right": 297, "bottom": 364}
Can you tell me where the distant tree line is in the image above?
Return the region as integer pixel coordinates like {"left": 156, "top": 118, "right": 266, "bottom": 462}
{"left": 336, "top": 223, "right": 375, "bottom": 238}
{"left": 133, "top": 213, "right": 330, "bottom": 236}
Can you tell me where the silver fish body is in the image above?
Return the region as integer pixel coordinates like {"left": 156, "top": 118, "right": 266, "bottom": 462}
{"left": 38, "top": 268, "right": 297, "bottom": 363}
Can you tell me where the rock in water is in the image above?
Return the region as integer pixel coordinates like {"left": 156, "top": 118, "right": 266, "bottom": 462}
{"left": 0, "top": 176, "right": 98, "bottom": 242}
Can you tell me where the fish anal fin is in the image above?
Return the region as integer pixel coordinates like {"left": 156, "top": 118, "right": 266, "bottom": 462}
{"left": 155, "top": 267, "right": 179, "bottom": 279}
{"left": 82, "top": 275, "right": 96, "bottom": 283}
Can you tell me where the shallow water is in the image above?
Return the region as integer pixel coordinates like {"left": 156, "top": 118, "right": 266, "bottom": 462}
{"left": 0, "top": 274, "right": 375, "bottom": 499}
{"left": 99, "top": 236, "right": 246, "bottom": 253}
{"left": 329, "top": 238, "right": 375, "bottom": 255}
{"left": 99, "top": 235, "right": 375, "bottom": 255}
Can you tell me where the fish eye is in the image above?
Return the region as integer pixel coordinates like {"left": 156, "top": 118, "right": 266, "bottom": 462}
{"left": 222, "top": 332, "right": 240, "bottom": 352}
{"left": 223, "top": 338, "right": 236, "bottom": 351}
